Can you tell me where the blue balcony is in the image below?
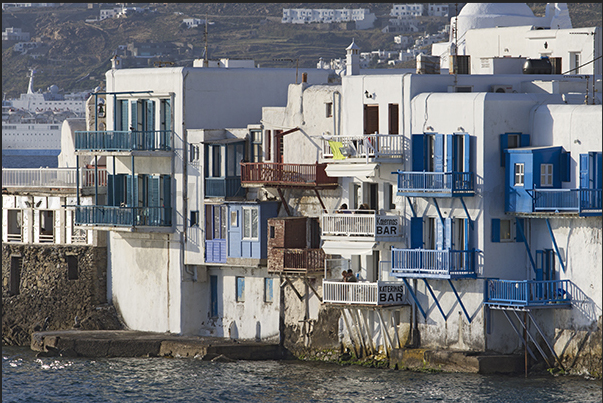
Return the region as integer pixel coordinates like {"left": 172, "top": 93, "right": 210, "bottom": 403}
{"left": 205, "top": 239, "right": 227, "bottom": 263}
{"left": 513, "top": 188, "right": 602, "bottom": 216}
{"left": 205, "top": 177, "right": 244, "bottom": 198}
{"left": 484, "top": 279, "right": 573, "bottom": 308}
{"left": 396, "top": 171, "right": 475, "bottom": 197}
{"left": 74, "top": 130, "right": 171, "bottom": 152}
{"left": 75, "top": 206, "right": 171, "bottom": 227}
{"left": 390, "top": 248, "right": 476, "bottom": 279}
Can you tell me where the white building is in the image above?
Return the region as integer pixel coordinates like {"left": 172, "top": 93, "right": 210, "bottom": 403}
{"left": 390, "top": 4, "right": 424, "bottom": 17}
{"left": 282, "top": 8, "right": 376, "bottom": 30}
{"left": 182, "top": 18, "right": 205, "bottom": 28}
{"left": 2, "top": 27, "right": 30, "bottom": 42}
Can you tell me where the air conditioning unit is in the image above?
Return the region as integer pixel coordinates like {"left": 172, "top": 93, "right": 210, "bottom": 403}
{"left": 491, "top": 85, "right": 514, "bottom": 93}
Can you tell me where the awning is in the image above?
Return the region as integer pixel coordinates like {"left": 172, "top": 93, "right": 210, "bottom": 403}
{"left": 321, "top": 240, "right": 376, "bottom": 259}
{"left": 325, "top": 163, "right": 378, "bottom": 178}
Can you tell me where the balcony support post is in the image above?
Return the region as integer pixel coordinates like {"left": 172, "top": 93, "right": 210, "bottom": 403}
{"left": 459, "top": 197, "right": 474, "bottom": 230}
{"left": 376, "top": 309, "right": 393, "bottom": 358}
{"left": 447, "top": 279, "right": 471, "bottom": 323}
{"left": 545, "top": 218, "right": 565, "bottom": 273}
{"left": 515, "top": 217, "right": 535, "bottom": 274}
{"left": 76, "top": 155, "right": 80, "bottom": 206}
{"left": 313, "top": 188, "right": 327, "bottom": 212}
{"left": 511, "top": 309, "right": 552, "bottom": 368}
{"left": 341, "top": 308, "right": 360, "bottom": 358}
{"left": 406, "top": 197, "right": 416, "bottom": 217}
{"left": 94, "top": 155, "right": 99, "bottom": 206}
{"left": 131, "top": 155, "right": 135, "bottom": 228}
{"left": 422, "top": 279, "right": 447, "bottom": 321}
{"left": 303, "top": 277, "right": 322, "bottom": 302}
{"left": 401, "top": 278, "right": 427, "bottom": 319}
{"left": 432, "top": 198, "right": 444, "bottom": 224}
{"left": 526, "top": 310, "right": 565, "bottom": 371}
{"left": 502, "top": 309, "right": 537, "bottom": 361}
{"left": 276, "top": 188, "right": 291, "bottom": 217}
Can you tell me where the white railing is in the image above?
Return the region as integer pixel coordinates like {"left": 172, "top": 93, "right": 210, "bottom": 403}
{"left": 322, "top": 134, "right": 404, "bottom": 161}
{"left": 322, "top": 280, "right": 406, "bottom": 305}
{"left": 2, "top": 168, "right": 107, "bottom": 188}
{"left": 321, "top": 211, "right": 402, "bottom": 239}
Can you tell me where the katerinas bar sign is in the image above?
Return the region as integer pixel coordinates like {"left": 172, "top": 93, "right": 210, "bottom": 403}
{"left": 375, "top": 216, "right": 400, "bottom": 236}
{"left": 378, "top": 283, "right": 405, "bottom": 304}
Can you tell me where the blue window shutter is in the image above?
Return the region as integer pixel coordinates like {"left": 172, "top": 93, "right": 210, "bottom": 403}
{"left": 162, "top": 175, "right": 171, "bottom": 209}
{"left": 164, "top": 99, "right": 171, "bottom": 131}
{"left": 579, "top": 154, "right": 589, "bottom": 189}
{"left": 500, "top": 134, "right": 508, "bottom": 167}
{"left": 132, "top": 174, "right": 139, "bottom": 207}
{"left": 121, "top": 101, "right": 129, "bottom": 132}
{"left": 412, "top": 134, "right": 425, "bottom": 171}
{"left": 464, "top": 133, "right": 471, "bottom": 173}
{"left": 446, "top": 134, "right": 453, "bottom": 172}
{"left": 515, "top": 218, "right": 525, "bottom": 243}
{"left": 434, "top": 134, "right": 444, "bottom": 172}
{"left": 594, "top": 152, "right": 602, "bottom": 189}
{"left": 410, "top": 217, "right": 423, "bottom": 249}
{"left": 130, "top": 100, "right": 137, "bottom": 130}
{"left": 491, "top": 219, "right": 500, "bottom": 243}
{"left": 444, "top": 217, "right": 452, "bottom": 249}
{"left": 560, "top": 151, "right": 570, "bottom": 182}
{"left": 148, "top": 175, "right": 160, "bottom": 206}
{"left": 520, "top": 134, "right": 530, "bottom": 147}
{"left": 436, "top": 218, "right": 444, "bottom": 250}
{"left": 126, "top": 174, "right": 133, "bottom": 206}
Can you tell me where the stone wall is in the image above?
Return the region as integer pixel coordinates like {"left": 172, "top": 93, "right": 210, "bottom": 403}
{"left": 2, "top": 243, "right": 123, "bottom": 346}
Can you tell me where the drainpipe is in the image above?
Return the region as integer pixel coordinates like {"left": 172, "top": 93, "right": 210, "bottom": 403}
{"left": 181, "top": 71, "right": 190, "bottom": 281}
{"left": 332, "top": 90, "right": 340, "bottom": 137}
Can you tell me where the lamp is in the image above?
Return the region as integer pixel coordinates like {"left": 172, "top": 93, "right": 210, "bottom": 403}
{"left": 364, "top": 90, "right": 373, "bottom": 99}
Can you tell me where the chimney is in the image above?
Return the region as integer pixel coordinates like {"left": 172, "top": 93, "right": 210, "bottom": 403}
{"left": 302, "top": 72, "right": 307, "bottom": 83}
{"left": 346, "top": 39, "right": 360, "bottom": 76}
{"left": 111, "top": 55, "right": 122, "bottom": 70}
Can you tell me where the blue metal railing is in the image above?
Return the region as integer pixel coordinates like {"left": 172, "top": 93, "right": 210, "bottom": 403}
{"left": 390, "top": 248, "right": 476, "bottom": 279}
{"left": 396, "top": 171, "right": 475, "bottom": 195}
{"left": 531, "top": 189, "right": 602, "bottom": 213}
{"left": 74, "top": 130, "right": 171, "bottom": 151}
{"left": 75, "top": 206, "right": 171, "bottom": 227}
{"left": 205, "top": 177, "right": 244, "bottom": 198}
{"left": 485, "top": 279, "right": 573, "bottom": 307}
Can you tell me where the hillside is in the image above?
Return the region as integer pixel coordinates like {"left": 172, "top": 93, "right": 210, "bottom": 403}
{"left": 2, "top": 3, "right": 601, "bottom": 98}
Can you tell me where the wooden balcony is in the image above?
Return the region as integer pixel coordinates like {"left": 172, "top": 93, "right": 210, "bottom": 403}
{"left": 268, "top": 248, "right": 326, "bottom": 275}
{"left": 396, "top": 171, "right": 475, "bottom": 197}
{"left": 74, "top": 130, "right": 171, "bottom": 152}
{"left": 241, "top": 162, "right": 338, "bottom": 188}
{"left": 390, "top": 248, "right": 476, "bottom": 279}
{"left": 484, "top": 279, "right": 573, "bottom": 309}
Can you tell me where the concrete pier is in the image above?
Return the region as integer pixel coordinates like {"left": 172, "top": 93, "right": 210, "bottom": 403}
{"left": 31, "top": 330, "right": 286, "bottom": 361}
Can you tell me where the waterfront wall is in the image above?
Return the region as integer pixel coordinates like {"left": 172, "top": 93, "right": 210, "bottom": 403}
{"left": 2, "top": 243, "right": 122, "bottom": 346}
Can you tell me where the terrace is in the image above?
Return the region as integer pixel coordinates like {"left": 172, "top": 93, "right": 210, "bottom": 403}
{"left": 390, "top": 248, "right": 477, "bottom": 279}
{"left": 74, "top": 130, "right": 171, "bottom": 153}
{"left": 395, "top": 171, "right": 475, "bottom": 197}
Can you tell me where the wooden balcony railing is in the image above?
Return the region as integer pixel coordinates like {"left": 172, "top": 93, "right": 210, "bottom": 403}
{"left": 321, "top": 211, "right": 402, "bottom": 240}
{"left": 390, "top": 248, "right": 476, "bottom": 279}
{"left": 241, "top": 162, "right": 337, "bottom": 187}
{"left": 74, "top": 130, "right": 171, "bottom": 152}
{"left": 484, "top": 279, "right": 573, "bottom": 308}
{"left": 268, "top": 248, "right": 325, "bottom": 274}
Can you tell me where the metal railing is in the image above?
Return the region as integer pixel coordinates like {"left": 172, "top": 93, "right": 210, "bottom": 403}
{"left": 485, "top": 279, "right": 573, "bottom": 307}
{"left": 390, "top": 248, "right": 476, "bottom": 278}
{"left": 74, "top": 130, "right": 171, "bottom": 151}
{"left": 75, "top": 206, "right": 171, "bottom": 227}
{"left": 322, "top": 134, "right": 404, "bottom": 160}
{"left": 532, "top": 189, "right": 602, "bottom": 212}
{"left": 322, "top": 280, "right": 405, "bottom": 305}
{"left": 396, "top": 171, "right": 475, "bottom": 194}
{"left": 2, "top": 168, "right": 107, "bottom": 188}
{"left": 241, "top": 162, "right": 337, "bottom": 186}
{"left": 205, "top": 177, "right": 244, "bottom": 198}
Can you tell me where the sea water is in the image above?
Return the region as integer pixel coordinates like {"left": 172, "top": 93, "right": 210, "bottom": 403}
{"left": 2, "top": 347, "right": 601, "bottom": 403}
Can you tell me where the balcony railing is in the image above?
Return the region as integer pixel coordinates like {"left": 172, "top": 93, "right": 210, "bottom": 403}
{"left": 205, "top": 177, "right": 244, "bottom": 198}
{"left": 74, "top": 130, "right": 171, "bottom": 152}
{"left": 322, "top": 280, "right": 406, "bottom": 305}
{"left": 484, "top": 279, "right": 573, "bottom": 308}
{"left": 390, "top": 248, "right": 476, "bottom": 279}
{"left": 268, "top": 248, "right": 326, "bottom": 274}
{"left": 2, "top": 168, "right": 107, "bottom": 188}
{"left": 321, "top": 134, "right": 404, "bottom": 161}
{"left": 396, "top": 171, "right": 475, "bottom": 196}
{"left": 531, "top": 189, "right": 602, "bottom": 214}
{"left": 241, "top": 162, "right": 337, "bottom": 187}
{"left": 75, "top": 206, "right": 171, "bottom": 227}
{"left": 321, "top": 211, "right": 402, "bottom": 240}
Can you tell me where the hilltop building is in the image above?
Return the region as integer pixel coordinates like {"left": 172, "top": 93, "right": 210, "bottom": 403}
{"left": 281, "top": 8, "right": 376, "bottom": 30}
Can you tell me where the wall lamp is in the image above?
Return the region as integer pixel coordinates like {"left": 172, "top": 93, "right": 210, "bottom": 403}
{"left": 365, "top": 90, "right": 373, "bottom": 99}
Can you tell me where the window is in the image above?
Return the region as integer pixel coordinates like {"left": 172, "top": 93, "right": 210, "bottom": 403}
{"left": 67, "top": 255, "right": 78, "bottom": 280}
{"left": 190, "top": 210, "right": 199, "bottom": 227}
{"left": 364, "top": 105, "right": 379, "bottom": 134}
{"left": 251, "top": 130, "right": 263, "bottom": 162}
{"left": 388, "top": 104, "right": 399, "bottom": 134}
{"left": 205, "top": 205, "right": 227, "bottom": 240}
{"left": 243, "top": 207, "right": 259, "bottom": 240}
{"left": 236, "top": 276, "right": 245, "bottom": 302}
{"left": 39, "top": 210, "right": 54, "bottom": 243}
{"left": 491, "top": 218, "right": 524, "bottom": 243}
{"left": 270, "top": 225, "right": 275, "bottom": 238}
{"left": 570, "top": 52, "right": 580, "bottom": 73}
{"left": 265, "top": 130, "right": 271, "bottom": 161}
{"left": 541, "top": 164, "right": 553, "bottom": 187}
{"left": 514, "top": 163, "right": 525, "bottom": 186}
{"left": 231, "top": 210, "right": 238, "bottom": 227}
{"left": 500, "top": 219, "right": 511, "bottom": 241}
{"left": 7, "top": 210, "right": 22, "bottom": 242}
{"left": 264, "top": 278, "right": 274, "bottom": 303}
{"left": 189, "top": 144, "right": 200, "bottom": 163}
{"left": 325, "top": 102, "right": 333, "bottom": 118}
{"left": 9, "top": 256, "right": 22, "bottom": 296}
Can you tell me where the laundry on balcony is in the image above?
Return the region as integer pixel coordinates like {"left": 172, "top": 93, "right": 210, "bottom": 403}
{"left": 327, "top": 140, "right": 347, "bottom": 160}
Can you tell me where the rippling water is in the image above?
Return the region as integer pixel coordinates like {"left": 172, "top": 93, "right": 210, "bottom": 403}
{"left": 2, "top": 154, "right": 59, "bottom": 168}
{"left": 2, "top": 347, "right": 601, "bottom": 403}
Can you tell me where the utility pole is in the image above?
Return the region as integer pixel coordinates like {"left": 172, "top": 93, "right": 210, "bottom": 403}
{"left": 203, "top": 13, "right": 209, "bottom": 67}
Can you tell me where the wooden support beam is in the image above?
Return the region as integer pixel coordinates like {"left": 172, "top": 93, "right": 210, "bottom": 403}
{"left": 304, "top": 277, "right": 322, "bottom": 302}
{"left": 313, "top": 188, "right": 327, "bottom": 211}
{"left": 276, "top": 187, "right": 291, "bottom": 216}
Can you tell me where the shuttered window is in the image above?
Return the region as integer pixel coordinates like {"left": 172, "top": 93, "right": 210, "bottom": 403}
{"left": 364, "top": 105, "right": 379, "bottom": 134}
{"left": 388, "top": 104, "right": 399, "bottom": 134}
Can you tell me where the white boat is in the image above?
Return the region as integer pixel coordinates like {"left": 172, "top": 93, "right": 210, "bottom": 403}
{"left": 2, "top": 69, "right": 91, "bottom": 156}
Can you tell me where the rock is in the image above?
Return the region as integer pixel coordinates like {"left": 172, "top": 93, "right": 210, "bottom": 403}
{"left": 210, "top": 354, "right": 236, "bottom": 363}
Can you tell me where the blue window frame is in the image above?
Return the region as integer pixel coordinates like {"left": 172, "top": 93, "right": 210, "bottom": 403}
{"left": 210, "top": 275, "right": 218, "bottom": 317}
{"left": 264, "top": 278, "right": 274, "bottom": 303}
{"left": 236, "top": 276, "right": 245, "bottom": 302}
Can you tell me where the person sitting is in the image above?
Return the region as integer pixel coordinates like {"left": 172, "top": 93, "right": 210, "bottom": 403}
{"left": 336, "top": 203, "right": 350, "bottom": 214}
{"left": 346, "top": 269, "right": 358, "bottom": 282}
